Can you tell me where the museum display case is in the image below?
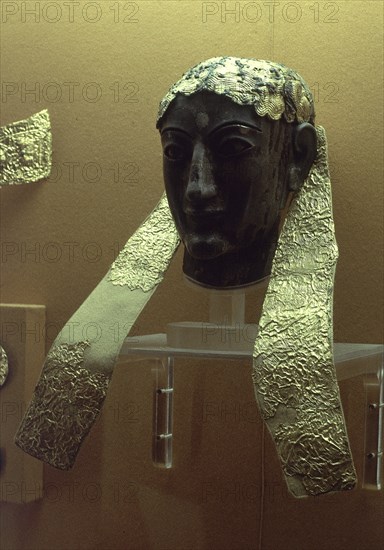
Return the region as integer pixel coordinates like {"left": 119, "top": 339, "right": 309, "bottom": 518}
{"left": 0, "top": 1, "right": 382, "bottom": 549}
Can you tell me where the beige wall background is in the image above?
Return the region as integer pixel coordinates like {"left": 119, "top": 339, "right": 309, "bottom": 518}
{"left": 1, "top": 1, "right": 383, "bottom": 549}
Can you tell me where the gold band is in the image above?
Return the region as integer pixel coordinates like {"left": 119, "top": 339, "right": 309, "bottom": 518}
{"left": 15, "top": 194, "right": 180, "bottom": 469}
{"left": 252, "top": 126, "right": 356, "bottom": 496}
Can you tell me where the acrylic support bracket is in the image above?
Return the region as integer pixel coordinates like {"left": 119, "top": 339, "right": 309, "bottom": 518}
{"left": 118, "top": 291, "right": 384, "bottom": 489}
{"left": 364, "top": 366, "right": 383, "bottom": 489}
{"left": 336, "top": 343, "right": 383, "bottom": 490}
{"left": 152, "top": 356, "right": 174, "bottom": 468}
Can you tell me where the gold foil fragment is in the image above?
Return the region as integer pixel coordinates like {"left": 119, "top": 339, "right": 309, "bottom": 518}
{"left": 109, "top": 193, "right": 180, "bottom": 291}
{"left": 15, "top": 341, "right": 109, "bottom": 470}
{"left": 252, "top": 127, "right": 356, "bottom": 496}
{"left": 0, "top": 110, "right": 52, "bottom": 185}
{"left": 0, "top": 345, "right": 9, "bottom": 387}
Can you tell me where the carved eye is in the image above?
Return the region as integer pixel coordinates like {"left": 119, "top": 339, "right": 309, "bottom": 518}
{"left": 217, "top": 138, "right": 253, "bottom": 157}
{"left": 163, "top": 144, "right": 186, "bottom": 161}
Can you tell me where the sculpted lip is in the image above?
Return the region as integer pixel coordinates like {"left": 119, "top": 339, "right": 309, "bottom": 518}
{"left": 184, "top": 209, "right": 225, "bottom": 218}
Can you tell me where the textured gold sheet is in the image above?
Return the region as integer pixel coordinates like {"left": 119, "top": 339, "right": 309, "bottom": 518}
{"left": 15, "top": 194, "right": 180, "bottom": 469}
{"left": 252, "top": 127, "right": 356, "bottom": 496}
{"left": 15, "top": 341, "right": 109, "bottom": 470}
{"left": 0, "top": 345, "right": 9, "bottom": 387}
{"left": 109, "top": 193, "right": 180, "bottom": 291}
{"left": 0, "top": 110, "right": 52, "bottom": 185}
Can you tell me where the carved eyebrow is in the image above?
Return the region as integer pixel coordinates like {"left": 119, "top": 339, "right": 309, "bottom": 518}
{"left": 160, "top": 126, "right": 191, "bottom": 137}
{"left": 209, "top": 121, "right": 262, "bottom": 135}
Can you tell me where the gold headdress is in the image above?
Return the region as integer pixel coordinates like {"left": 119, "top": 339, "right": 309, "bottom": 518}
{"left": 15, "top": 57, "right": 356, "bottom": 496}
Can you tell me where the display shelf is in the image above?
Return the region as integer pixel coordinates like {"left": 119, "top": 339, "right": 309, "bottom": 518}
{"left": 117, "top": 290, "right": 383, "bottom": 490}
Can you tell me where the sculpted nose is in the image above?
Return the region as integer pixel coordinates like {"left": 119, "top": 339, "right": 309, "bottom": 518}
{"left": 185, "top": 144, "right": 217, "bottom": 203}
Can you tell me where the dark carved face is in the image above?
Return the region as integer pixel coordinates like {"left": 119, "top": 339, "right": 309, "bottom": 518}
{"left": 158, "top": 91, "right": 293, "bottom": 264}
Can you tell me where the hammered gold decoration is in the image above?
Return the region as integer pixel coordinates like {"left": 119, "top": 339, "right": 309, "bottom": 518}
{"left": 109, "top": 193, "right": 180, "bottom": 291}
{"left": 15, "top": 341, "right": 109, "bottom": 470}
{"left": 252, "top": 127, "right": 356, "bottom": 496}
{"left": 0, "top": 110, "right": 52, "bottom": 185}
{"left": 156, "top": 57, "right": 314, "bottom": 126}
{"left": 15, "top": 194, "right": 180, "bottom": 469}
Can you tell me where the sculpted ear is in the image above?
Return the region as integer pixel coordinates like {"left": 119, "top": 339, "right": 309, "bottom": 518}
{"left": 287, "top": 123, "right": 317, "bottom": 192}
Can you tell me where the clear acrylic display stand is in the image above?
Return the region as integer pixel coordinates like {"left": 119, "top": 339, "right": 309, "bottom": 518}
{"left": 118, "top": 283, "right": 383, "bottom": 491}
